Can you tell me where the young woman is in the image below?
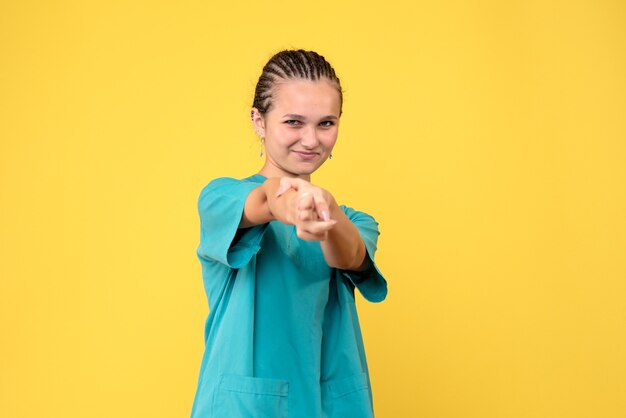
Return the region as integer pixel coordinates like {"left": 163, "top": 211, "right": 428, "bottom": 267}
{"left": 191, "top": 50, "right": 388, "bottom": 418}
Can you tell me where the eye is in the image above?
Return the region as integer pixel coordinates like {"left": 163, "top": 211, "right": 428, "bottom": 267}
{"left": 319, "top": 120, "right": 335, "bottom": 128}
{"left": 284, "top": 120, "right": 302, "bottom": 126}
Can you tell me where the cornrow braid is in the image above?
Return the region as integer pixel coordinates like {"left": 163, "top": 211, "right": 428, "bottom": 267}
{"left": 252, "top": 49, "right": 343, "bottom": 116}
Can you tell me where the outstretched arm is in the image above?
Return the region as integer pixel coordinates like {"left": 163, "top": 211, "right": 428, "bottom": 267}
{"left": 240, "top": 177, "right": 367, "bottom": 271}
{"left": 320, "top": 201, "right": 368, "bottom": 271}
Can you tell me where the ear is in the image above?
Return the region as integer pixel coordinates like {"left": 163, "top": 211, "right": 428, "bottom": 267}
{"left": 250, "top": 108, "right": 266, "bottom": 138}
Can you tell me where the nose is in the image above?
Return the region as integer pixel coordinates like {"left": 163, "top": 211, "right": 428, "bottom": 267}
{"left": 300, "top": 126, "right": 319, "bottom": 149}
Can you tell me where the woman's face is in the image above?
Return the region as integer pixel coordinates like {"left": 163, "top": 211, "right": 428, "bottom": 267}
{"left": 253, "top": 78, "right": 341, "bottom": 180}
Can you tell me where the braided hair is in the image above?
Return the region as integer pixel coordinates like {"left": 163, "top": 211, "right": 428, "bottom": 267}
{"left": 252, "top": 50, "right": 343, "bottom": 116}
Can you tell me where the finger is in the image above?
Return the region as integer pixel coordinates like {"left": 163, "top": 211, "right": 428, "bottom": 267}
{"left": 297, "top": 192, "right": 314, "bottom": 211}
{"left": 276, "top": 177, "right": 296, "bottom": 197}
{"left": 296, "top": 228, "right": 328, "bottom": 242}
{"left": 297, "top": 194, "right": 316, "bottom": 222}
{"left": 298, "top": 205, "right": 320, "bottom": 221}
{"left": 278, "top": 177, "right": 310, "bottom": 196}
{"left": 298, "top": 208, "right": 314, "bottom": 221}
{"left": 312, "top": 193, "right": 331, "bottom": 221}
{"left": 300, "top": 219, "right": 337, "bottom": 235}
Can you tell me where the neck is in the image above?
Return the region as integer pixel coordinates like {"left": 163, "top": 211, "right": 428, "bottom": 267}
{"left": 258, "top": 161, "right": 311, "bottom": 182}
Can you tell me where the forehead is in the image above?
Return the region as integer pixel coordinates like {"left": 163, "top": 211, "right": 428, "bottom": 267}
{"left": 270, "top": 78, "right": 341, "bottom": 117}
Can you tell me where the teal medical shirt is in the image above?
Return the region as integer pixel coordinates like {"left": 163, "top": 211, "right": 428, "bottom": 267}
{"left": 190, "top": 174, "right": 387, "bottom": 418}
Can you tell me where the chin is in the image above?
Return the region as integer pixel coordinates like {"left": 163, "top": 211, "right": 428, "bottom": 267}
{"left": 295, "top": 164, "right": 324, "bottom": 176}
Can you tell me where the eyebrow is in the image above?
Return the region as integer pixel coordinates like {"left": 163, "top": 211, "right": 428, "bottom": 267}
{"left": 282, "top": 113, "right": 338, "bottom": 120}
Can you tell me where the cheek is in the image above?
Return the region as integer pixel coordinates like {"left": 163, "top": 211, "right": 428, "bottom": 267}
{"left": 321, "top": 129, "right": 339, "bottom": 148}
{"left": 272, "top": 126, "right": 299, "bottom": 143}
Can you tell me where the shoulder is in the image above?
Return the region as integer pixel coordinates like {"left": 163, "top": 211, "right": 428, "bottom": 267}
{"left": 199, "top": 176, "right": 238, "bottom": 195}
{"left": 199, "top": 175, "right": 263, "bottom": 199}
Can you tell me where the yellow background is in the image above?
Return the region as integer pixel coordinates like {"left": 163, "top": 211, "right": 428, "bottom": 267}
{"left": 1, "top": 1, "right": 625, "bottom": 417}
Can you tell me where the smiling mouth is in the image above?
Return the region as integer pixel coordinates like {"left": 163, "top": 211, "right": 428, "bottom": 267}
{"left": 293, "top": 150, "right": 319, "bottom": 159}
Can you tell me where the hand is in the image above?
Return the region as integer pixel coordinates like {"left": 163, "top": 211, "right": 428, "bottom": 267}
{"left": 276, "top": 177, "right": 337, "bottom": 241}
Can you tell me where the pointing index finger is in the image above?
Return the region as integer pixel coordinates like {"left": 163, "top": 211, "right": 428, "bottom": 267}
{"left": 313, "top": 193, "right": 331, "bottom": 221}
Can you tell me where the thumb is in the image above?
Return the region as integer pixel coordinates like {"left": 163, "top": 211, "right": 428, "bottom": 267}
{"left": 276, "top": 177, "right": 297, "bottom": 197}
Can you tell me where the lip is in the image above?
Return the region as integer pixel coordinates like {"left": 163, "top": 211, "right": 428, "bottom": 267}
{"left": 292, "top": 150, "right": 319, "bottom": 160}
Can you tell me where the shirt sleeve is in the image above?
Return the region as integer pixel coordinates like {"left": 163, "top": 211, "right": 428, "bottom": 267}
{"left": 339, "top": 206, "right": 388, "bottom": 303}
{"left": 196, "top": 177, "right": 268, "bottom": 269}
